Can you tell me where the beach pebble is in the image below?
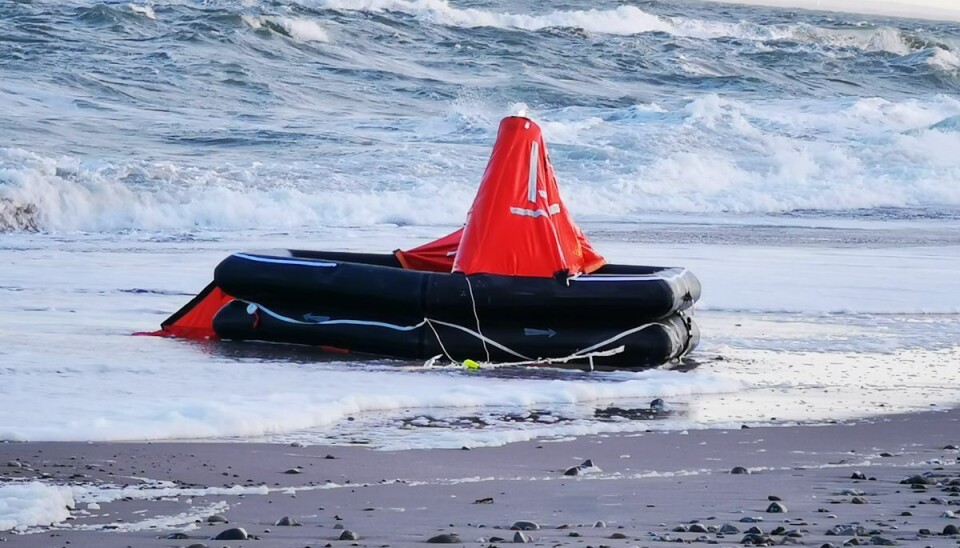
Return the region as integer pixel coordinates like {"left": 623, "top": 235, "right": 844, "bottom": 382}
{"left": 768, "top": 496, "right": 782, "bottom": 501}
{"left": 870, "top": 536, "right": 896, "bottom": 545}
{"left": 689, "top": 524, "right": 709, "bottom": 533}
{"left": 851, "top": 472, "right": 867, "bottom": 480}
{"left": 513, "top": 531, "right": 531, "bottom": 543}
{"left": 901, "top": 512, "right": 913, "bottom": 516}
{"left": 594, "top": 520, "right": 606, "bottom": 528}
{"left": 187, "top": 544, "right": 208, "bottom": 548}
{"left": 511, "top": 521, "right": 540, "bottom": 531}
{"left": 943, "top": 445, "right": 958, "bottom": 450}
{"left": 673, "top": 525, "right": 689, "bottom": 533}
{"left": 740, "top": 517, "right": 763, "bottom": 523}
{"left": 284, "top": 467, "right": 302, "bottom": 474}
{"left": 206, "top": 514, "right": 228, "bottom": 524}
{"left": 731, "top": 466, "right": 750, "bottom": 475}
{"left": 766, "top": 502, "right": 787, "bottom": 513}
{"left": 745, "top": 527, "right": 764, "bottom": 535}
{"left": 275, "top": 516, "right": 300, "bottom": 526}
{"left": 213, "top": 527, "right": 248, "bottom": 541}
{"left": 720, "top": 524, "right": 741, "bottom": 535}
{"left": 851, "top": 497, "right": 869, "bottom": 504}
{"left": 426, "top": 534, "right": 461, "bottom": 544}
{"left": 5, "top": 461, "right": 21, "bottom": 469}
{"left": 338, "top": 530, "right": 360, "bottom": 541}
{"left": 164, "top": 532, "right": 189, "bottom": 539}
{"left": 334, "top": 524, "right": 345, "bottom": 529}
{"left": 827, "top": 525, "right": 866, "bottom": 537}
{"left": 609, "top": 532, "right": 628, "bottom": 539}
{"left": 568, "top": 532, "right": 581, "bottom": 537}
{"left": 941, "top": 511, "right": 956, "bottom": 518}
{"left": 943, "top": 524, "right": 959, "bottom": 535}
{"left": 841, "top": 540, "right": 859, "bottom": 547}
{"left": 821, "top": 544, "right": 836, "bottom": 548}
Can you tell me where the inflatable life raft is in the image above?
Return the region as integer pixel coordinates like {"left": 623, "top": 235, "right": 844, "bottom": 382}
{"left": 149, "top": 116, "right": 702, "bottom": 370}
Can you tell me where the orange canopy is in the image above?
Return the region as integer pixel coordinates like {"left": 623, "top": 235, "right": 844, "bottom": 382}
{"left": 395, "top": 116, "right": 604, "bottom": 277}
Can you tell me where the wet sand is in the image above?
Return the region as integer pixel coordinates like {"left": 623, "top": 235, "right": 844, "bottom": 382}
{"left": 2, "top": 408, "right": 959, "bottom": 547}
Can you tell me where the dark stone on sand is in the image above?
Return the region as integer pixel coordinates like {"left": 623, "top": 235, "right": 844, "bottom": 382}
{"left": 334, "top": 524, "right": 345, "bottom": 529}
{"left": 568, "top": 532, "right": 581, "bottom": 537}
{"left": 918, "top": 529, "right": 932, "bottom": 536}
{"left": 513, "top": 531, "right": 531, "bottom": 543}
{"left": 901, "top": 475, "right": 935, "bottom": 485}
{"left": 284, "top": 468, "right": 302, "bottom": 474}
{"left": 582, "top": 459, "right": 595, "bottom": 468}
{"left": 766, "top": 502, "right": 787, "bottom": 513}
{"left": 609, "top": 532, "right": 628, "bottom": 539}
{"left": 5, "top": 461, "right": 21, "bottom": 468}
{"left": 851, "top": 472, "right": 867, "bottom": 480}
{"left": 275, "top": 516, "right": 300, "bottom": 526}
{"left": 563, "top": 466, "right": 582, "bottom": 476}
{"left": 689, "top": 524, "right": 709, "bottom": 533}
{"left": 213, "top": 527, "right": 248, "bottom": 541}
{"left": 770, "top": 527, "right": 786, "bottom": 536}
{"left": 901, "top": 512, "right": 913, "bottom": 516}
{"left": 720, "top": 524, "right": 741, "bottom": 535}
{"left": 851, "top": 496, "right": 869, "bottom": 504}
{"left": 768, "top": 496, "right": 782, "bottom": 501}
{"left": 731, "top": 467, "right": 750, "bottom": 475}
{"left": 511, "top": 521, "right": 540, "bottom": 531}
{"left": 821, "top": 544, "right": 836, "bottom": 548}
{"left": 673, "top": 525, "right": 689, "bottom": 533}
{"left": 164, "top": 532, "right": 189, "bottom": 539}
{"left": 339, "top": 530, "right": 360, "bottom": 541}
{"left": 473, "top": 497, "right": 494, "bottom": 504}
{"left": 325, "top": 454, "right": 337, "bottom": 459}
{"left": 944, "top": 445, "right": 959, "bottom": 450}
{"left": 594, "top": 520, "right": 606, "bottom": 528}
{"left": 206, "top": 514, "right": 228, "bottom": 524}
{"left": 870, "top": 536, "right": 896, "bottom": 546}
{"left": 745, "top": 527, "right": 763, "bottom": 535}
{"left": 426, "top": 534, "right": 462, "bottom": 544}
{"left": 187, "top": 544, "right": 208, "bottom": 548}
{"left": 879, "top": 452, "right": 893, "bottom": 457}
{"left": 943, "top": 524, "right": 959, "bottom": 535}
{"left": 740, "top": 517, "right": 763, "bottom": 523}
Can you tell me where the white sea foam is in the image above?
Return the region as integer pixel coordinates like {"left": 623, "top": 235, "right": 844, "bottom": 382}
{"left": 0, "top": 482, "right": 74, "bottom": 532}
{"left": 318, "top": 0, "right": 920, "bottom": 54}
{"left": 126, "top": 3, "right": 156, "bottom": 20}
{"left": 700, "top": 0, "right": 960, "bottom": 23}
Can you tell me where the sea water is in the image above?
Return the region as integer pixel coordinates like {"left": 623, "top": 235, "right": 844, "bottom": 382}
{"left": 1, "top": 0, "right": 959, "bottom": 451}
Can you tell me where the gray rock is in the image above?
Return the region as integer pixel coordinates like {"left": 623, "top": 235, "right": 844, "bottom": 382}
{"left": 821, "top": 544, "right": 836, "bottom": 548}
{"left": 187, "top": 544, "right": 208, "bottom": 548}
{"left": 426, "top": 533, "right": 462, "bottom": 544}
{"left": 944, "top": 445, "right": 959, "bottom": 450}
{"left": 689, "top": 524, "right": 709, "bottom": 533}
{"left": 827, "top": 525, "right": 866, "bottom": 537}
{"left": 672, "top": 525, "right": 689, "bottom": 533}
{"left": 511, "top": 521, "right": 540, "bottom": 531}
{"left": 609, "top": 532, "right": 628, "bottom": 539}
{"left": 720, "top": 524, "right": 741, "bottom": 535}
{"left": 164, "top": 533, "right": 189, "bottom": 539}
{"left": 513, "top": 531, "right": 531, "bottom": 543}
{"left": 731, "top": 466, "right": 750, "bottom": 475}
{"left": 766, "top": 502, "right": 787, "bottom": 513}
{"left": 563, "top": 466, "right": 582, "bottom": 476}
{"left": 338, "top": 530, "right": 360, "bottom": 541}
{"left": 206, "top": 514, "right": 228, "bottom": 524}
{"left": 851, "top": 472, "right": 867, "bottom": 480}
{"left": 943, "top": 524, "right": 959, "bottom": 535}
{"left": 741, "top": 533, "right": 771, "bottom": 545}
{"left": 940, "top": 511, "right": 956, "bottom": 518}
{"left": 275, "top": 516, "right": 300, "bottom": 526}
{"left": 901, "top": 512, "right": 913, "bottom": 516}
{"left": 746, "top": 527, "right": 764, "bottom": 535}
{"left": 842, "top": 540, "right": 860, "bottom": 547}
{"left": 5, "top": 461, "right": 21, "bottom": 469}
{"left": 870, "top": 536, "right": 896, "bottom": 546}
{"left": 334, "top": 523, "right": 345, "bottom": 530}
{"left": 284, "top": 467, "right": 302, "bottom": 474}
{"left": 213, "top": 527, "right": 248, "bottom": 541}
{"left": 740, "top": 517, "right": 763, "bottom": 523}
{"left": 594, "top": 520, "right": 606, "bottom": 528}
{"left": 768, "top": 496, "right": 782, "bottom": 501}
{"left": 851, "top": 496, "right": 869, "bottom": 504}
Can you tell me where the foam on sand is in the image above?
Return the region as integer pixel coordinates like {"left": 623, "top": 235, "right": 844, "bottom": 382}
{"left": 0, "top": 482, "right": 74, "bottom": 532}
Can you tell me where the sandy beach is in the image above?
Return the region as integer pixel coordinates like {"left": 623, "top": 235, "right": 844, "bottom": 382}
{"left": 2, "top": 407, "right": 958, "bottom": 548}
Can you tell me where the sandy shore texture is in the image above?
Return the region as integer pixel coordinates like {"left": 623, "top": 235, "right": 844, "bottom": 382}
{"left": 2, "top": 408, "right": 959, "bottom": 548}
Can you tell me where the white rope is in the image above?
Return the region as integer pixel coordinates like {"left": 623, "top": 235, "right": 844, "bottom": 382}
{"left": 464, "top": 276, "right": 491, "bottom": 363}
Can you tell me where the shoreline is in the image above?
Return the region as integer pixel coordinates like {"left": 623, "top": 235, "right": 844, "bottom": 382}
{"left": 2, "top": 407, "right": 959, "bottom": 547}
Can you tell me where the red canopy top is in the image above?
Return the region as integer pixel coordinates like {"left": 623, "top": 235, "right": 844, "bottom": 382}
{"left": 395, "top": 116, "right": 605, "bottom": 278}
